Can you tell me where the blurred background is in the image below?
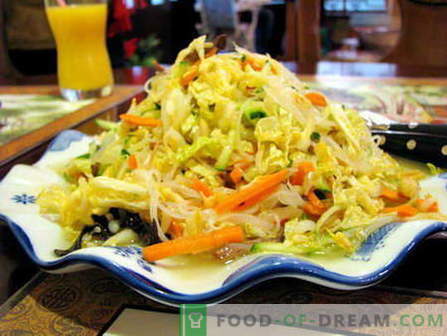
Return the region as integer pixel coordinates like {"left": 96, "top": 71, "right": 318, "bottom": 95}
{"left": 0, "top": 0, "right": 441, "bottom": 77}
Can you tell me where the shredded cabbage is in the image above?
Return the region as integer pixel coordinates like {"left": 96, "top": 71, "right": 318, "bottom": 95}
{"left": 38, "top": 36, "right": 446, "bottom": 256}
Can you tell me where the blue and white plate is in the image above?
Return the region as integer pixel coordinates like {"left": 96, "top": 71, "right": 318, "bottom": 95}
{"left": 1, "top": 130, "right": 447, "bottom": 306}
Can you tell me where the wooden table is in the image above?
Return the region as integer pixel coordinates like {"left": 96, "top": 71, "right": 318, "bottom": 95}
{"left": 2, "top": 60, "right": 447, "bottom": 87}
{"left": 0, "top": 85, "right": 142, "bottom": 179}
{"left": 1, "top": 62, "right": 447, "bottom": 333}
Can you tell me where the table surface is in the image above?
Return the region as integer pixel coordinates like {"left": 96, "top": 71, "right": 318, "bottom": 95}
{"left": 0, "top": 85, "right": 142, "bottom": 167}
{"left": 1, "top": 61, "right": 447, "bottom": 320}
{"left": 2, "top": 60, "right": 447, "bottom": 87}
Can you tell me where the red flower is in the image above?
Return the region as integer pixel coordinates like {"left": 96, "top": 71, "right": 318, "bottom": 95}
{"left": 108, "top": 0, "right": 147, "bottom": 37}
{"left": 108, "top": 3, "right": 131, "bottom": 36}
{"left": 124, "top": 38, "right": 140, "bottom": 59}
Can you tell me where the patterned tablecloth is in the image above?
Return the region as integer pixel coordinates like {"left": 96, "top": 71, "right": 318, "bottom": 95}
{"left": 1, "top": 270, "right": 446, "bottom": 336}
{"left": 0, "top": 94, "right": 93, "bottom": 146}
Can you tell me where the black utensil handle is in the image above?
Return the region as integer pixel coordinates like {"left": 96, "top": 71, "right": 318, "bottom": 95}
{"left": 372, "top": 130, "right": 447, "bottom": 168}
{"left": 383, "top": 123, "right": 447, "bottom": 136}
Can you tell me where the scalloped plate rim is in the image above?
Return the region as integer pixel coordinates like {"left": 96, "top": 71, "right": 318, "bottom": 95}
{"left": 2, "top": 212, "right": 447, "bottom": 305}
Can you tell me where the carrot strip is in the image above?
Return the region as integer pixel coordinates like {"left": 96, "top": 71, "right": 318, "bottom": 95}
{"left": 290, "top": 161, "right": 315, "bottom": 186}
{"left": 233, "top": 185, "right": 279, "bottom": 212}
{"left": 180, "top": 65, "right": 199, "bottom": 87}
{"left": 168, "top": 222, "right": 184, "bottom": 239}
{"left": 415, "top": 199, "right": 439, "bottom": 212}
{"left": 303, "top": 202, "right": 326, "bottom": 217}
{"left": 305, "top": 92, "right": 327, "bottom": 107}
{"left": 233, "top": 159, "right": 252, "bottom": 170}
{"left": 214, "top": 169, "right": 288, "bottom": 214}
{"left": 230, "top": 167, "right": 244, "bottom": 185}
{"left": 205, "top": 47, "right": 218, "bottom": 58}
{"left": 414, "top": 199, "right": 424, "bottom": 210}
{"left": 128, "top": 155, "right": 138, "bottom": 169}
{"left": 383, "top": 204, "right": 418, "bottom": 217}
{"left": 120, "top": 114, "right": 162, "bottom": 127}
{"left": 428, "top": 202, "right": 439, "bottom": 212}
{"left": 303, "top": 189, "right": 327, "bottom": 217}
{"left": 307, "top": 190, "right": 326, "bottom": 210}
{"left": 143, "top": 226, "right": 245, "bottom": 261}
{"left": 191, "top": 178, "right": 213, "bottom": 197}
{"left": 153, "top": 60, "right": 165, "bottom": 72}
{"left": 245, "top": 57, "right": 263, "bottom": 71}
{"left": 380, "top": 187, "right": 407, "bottom": 202}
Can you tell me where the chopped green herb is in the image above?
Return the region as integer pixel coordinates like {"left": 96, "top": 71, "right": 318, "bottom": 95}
{"left": 76, "top": 153, "right": 91, "bottom": 160}
{"left": 97, "top": 164, "right": 109, "bottom": 176}
{"left": 242, "top": 102, "right": 267, "bottom": 126}
{"left": 311, "top": 132, "right": 321, "bottom": 142}
{"left": 121, "top": 149, "right": 131, "bottom": 157}
{"left": 249, "top": 110, "right": 267, "bottom": 120}
{"left": 63, "top": 172, "right": 74, "bottom": 183}
{"left": 154, "top": 103, "right": 161, "bottom": 110}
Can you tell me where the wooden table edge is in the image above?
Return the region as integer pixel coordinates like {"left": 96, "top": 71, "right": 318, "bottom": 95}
{"left": 0, "top": 85, "right": 143, "bottom": 166}
{"left": 297, "top": 74, "right": 447, "bottom": 85}
{"left": 0, "top": 272, "right": 47, "bottom": 319}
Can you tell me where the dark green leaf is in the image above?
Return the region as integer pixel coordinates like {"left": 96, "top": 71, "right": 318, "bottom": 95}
{"left": 314, "top": 189, "right": 329, "bottom": 200}
{"left": 121, "top": 149, "right": 131, "bottom": 157}
{"left": 249, "top": 110, "right": 267, "bottom": 120}
{"left": 76, "top": 153, "right": 91, "bottom": 160}
{"left": 311, "top": 132, "right": 321, "bottom": 142}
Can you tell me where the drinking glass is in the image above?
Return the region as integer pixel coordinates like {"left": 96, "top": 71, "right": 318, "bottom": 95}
{"left": 45, "top": 0, "right": 114, "bottom": 101}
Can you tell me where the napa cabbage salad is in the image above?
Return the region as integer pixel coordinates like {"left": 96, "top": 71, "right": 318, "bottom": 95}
{"left": 38, "top": 36, "right": 445, "bottom": 262}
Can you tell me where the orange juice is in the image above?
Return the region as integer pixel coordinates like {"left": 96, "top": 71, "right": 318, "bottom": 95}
{"left": 46, "top": 4, "right": 113, "bottom": 93}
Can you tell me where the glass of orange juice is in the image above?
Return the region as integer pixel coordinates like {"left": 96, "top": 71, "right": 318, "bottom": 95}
{"left": 45, "top": 0, "right": 114, "bottom": 101}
